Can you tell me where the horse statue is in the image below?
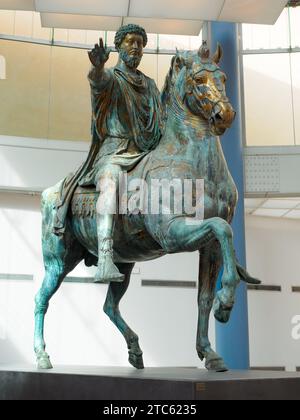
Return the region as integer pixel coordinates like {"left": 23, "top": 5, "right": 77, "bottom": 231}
{"left": 34, "top": 43, "right": 259, "bottom": 372}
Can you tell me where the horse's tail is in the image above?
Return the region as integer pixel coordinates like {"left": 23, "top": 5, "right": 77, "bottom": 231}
{"left": 236, "top": 263, "right": 261, "bottom": 285}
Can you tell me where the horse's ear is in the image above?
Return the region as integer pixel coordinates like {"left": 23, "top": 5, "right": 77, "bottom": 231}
{"left": 198, "top": 41, "right": 210, "bottom": 61}
{"left": 173, "top": 54, "right": 185, "bottom": 74}
{"left": 212, "top": 43, "right": 223, "bottom": 65}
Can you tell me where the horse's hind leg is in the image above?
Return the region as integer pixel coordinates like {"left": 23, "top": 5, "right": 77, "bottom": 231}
{"left": 196, "top": 243, "right": 227, "bottom": 372}
{"left": 34, "top": 238, "right": 84, "bottom": 369}
{"left": 103, "top": 263, "right": 144, "bottom": 369}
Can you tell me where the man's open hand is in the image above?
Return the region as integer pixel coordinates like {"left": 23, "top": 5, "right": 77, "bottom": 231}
{"left": 88, "top": 38, "right": 111, "bottom": 67}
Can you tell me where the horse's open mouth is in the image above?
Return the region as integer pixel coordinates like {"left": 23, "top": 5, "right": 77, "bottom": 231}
{"left": 210, "top": 116, "right": 228, "bottom": 135}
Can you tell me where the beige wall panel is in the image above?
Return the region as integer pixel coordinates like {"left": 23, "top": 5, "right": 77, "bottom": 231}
{"left": 0, "top": 10, "right": 15, "bottom": 35}
{"left": 14, "top": 11, "right": 33, "bottom": 38}
{"left": 48, "top": 46, "right": 91, "bottom": 141}
{"left": 157, "top": 54, "right": 173, "bottom": 91}
{"left": 243, "top": 54, "right": 295, "bottom": 146}
{"left": 0, "top": 40, "right": 50, "bottom": 138}
{"left": 68, "top": 29, "right": 87, "bottom": 45}
{"left": 32, "top": 12, "right": 51, "bottom": 41}
{"left": 139, "top": 53, "right": 158, "bottom": 85}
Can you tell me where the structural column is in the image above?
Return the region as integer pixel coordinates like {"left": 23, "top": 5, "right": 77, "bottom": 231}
{"left": 210, "top": 22, "right": 250, "bottom": 369}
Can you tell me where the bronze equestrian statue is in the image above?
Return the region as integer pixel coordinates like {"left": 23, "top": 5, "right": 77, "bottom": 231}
{"left": 34, "top": 25, "right": 259, "bottom": 373}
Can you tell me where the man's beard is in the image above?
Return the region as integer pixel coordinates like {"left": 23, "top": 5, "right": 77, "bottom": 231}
{"left": 119, "top": 49, "right": 142, "bottom": 69}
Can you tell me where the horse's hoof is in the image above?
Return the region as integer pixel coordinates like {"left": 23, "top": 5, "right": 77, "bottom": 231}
{"left": 37, "top": 352, "right": 53, "bottom": 370}
{"left": 205, "top": 352, "right": 228, "bottom": 372}
{"left": 213, "top": 292, "right": 233, "bottom": 324}
{"left": 129, "top": 353, "right": 144, "bottom": 370}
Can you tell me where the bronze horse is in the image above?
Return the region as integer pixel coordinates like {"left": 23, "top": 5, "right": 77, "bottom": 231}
{"left": 34, "top": 44, "right": 259, "bottom": 372}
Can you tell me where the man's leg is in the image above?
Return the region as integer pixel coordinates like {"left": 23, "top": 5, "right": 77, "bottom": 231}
{"left": 95, "top": 164, "right": 124, "bottom": 283}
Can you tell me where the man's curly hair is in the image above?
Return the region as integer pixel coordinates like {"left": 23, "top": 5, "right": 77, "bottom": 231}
{"left": 114, "top": 24, "right": 147, "bottom": 50}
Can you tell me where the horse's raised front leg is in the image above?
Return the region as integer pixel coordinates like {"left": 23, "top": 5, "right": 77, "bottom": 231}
{"left": 34, "top": 237, "right": 84, "bottom": 369}
{"left": 197, "top": 243, "right": 227, "bottom": 372}
{"left": 162, "top": 216, "right": 240, "bottom": 323}
{"left": 103, "top": 263, "right": 144, "bottom": 369}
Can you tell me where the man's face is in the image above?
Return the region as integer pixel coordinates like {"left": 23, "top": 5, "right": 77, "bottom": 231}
{"left": 119, "top": 33, "right": 144, "bottom": 69}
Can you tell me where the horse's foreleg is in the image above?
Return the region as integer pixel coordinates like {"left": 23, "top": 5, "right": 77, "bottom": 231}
{"left": 103, "top": 263, "right": 144, "bottom": 369}
{"left": 196, "top": 243, "right": 227, "bottom": 372}
{"left": 164, "top": 216, "right": 240, "bottom": 323}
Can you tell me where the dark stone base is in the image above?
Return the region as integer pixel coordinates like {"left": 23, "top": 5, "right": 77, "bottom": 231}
{"left": 0, "top": 365, "right": 300, "bottom": 400}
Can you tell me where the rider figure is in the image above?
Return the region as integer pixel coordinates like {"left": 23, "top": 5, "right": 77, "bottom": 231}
{"left": 54, "top": 24, "right": 163, "bottom": 284}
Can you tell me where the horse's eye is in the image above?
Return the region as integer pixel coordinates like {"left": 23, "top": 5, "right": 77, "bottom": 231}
{"left": 221, "top": 75, "right": 227, "bottom": 84}
{"left": 195, "top": 76, "right": 206, "bottom": 85}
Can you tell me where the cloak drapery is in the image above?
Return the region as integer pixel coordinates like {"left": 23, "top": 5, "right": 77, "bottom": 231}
{"left": 53, "top": 65, "right": 163, "bottom": 235}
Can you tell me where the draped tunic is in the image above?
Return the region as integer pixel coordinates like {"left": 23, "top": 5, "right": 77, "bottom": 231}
{"left": 53, "top": 64, "right": 163, "bottom": 235}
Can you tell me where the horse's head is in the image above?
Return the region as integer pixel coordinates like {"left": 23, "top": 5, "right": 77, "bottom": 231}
{"left": 162, "top": 42, "right": 236, "bottom": 136}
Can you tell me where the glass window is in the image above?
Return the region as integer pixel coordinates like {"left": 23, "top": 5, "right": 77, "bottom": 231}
{"left": 86, "top": 30, "right": 105, "bottom": 47}
{"left": 32, "top": 12, "right": 51, "bottom": 41}
{"left": 159, "top": 34, "right": 192, "bottom": 51}
{"left": 106, "top": 31, "right": 116, "bottom": 47}
{"left": 0, "top": 10, "right": 15, "bottom": 36}
{"left": 139, "top": 53, "right": 158, "bottom": 84}
{"left": 242, "top": 8, "right": 290, "bottom": 50}
{"left": 14, "top": 11, "right": 34, "bottom": 38}
{"left": 190, "top": 33, "right": 203, "bottom": 51}
{"left": 53, "top": 29, "right": 69, "bottom": 43}
{"left": 157, "top": 54, "right": 173, "bottom": 91}
{"left": 0, "top": 40, "right": 51, "bottom": 139}
{"left": 289, "top": 6, "right": 300, "bottom": 48}
{"left": 67, "top": 29, "right": 87, "bottom": 45}
{"left": 291, "top": 53, "right": 300, "bottom": 145}
{"left": 243, "top": 54, "right": 294, "bottom": 146}
{"left": 0, "top": 55, "right": 6, "bottom": 79}
{"left": 146, "top": 33, "right": 158, "bottom": 50}
{"left": 48, "top": 46, "right": 90, "bottom": 141}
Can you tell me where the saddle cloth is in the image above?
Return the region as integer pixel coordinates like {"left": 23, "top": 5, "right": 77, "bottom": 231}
{"left": 71, "top": 186, "right": 98, "bottom": 218}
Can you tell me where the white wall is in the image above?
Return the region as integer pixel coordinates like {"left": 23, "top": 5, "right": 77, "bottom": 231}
{"left": 0, "top": 191, "right": 211, "bottom": 368}
{"left": 0, "top": 136, "right": 88, "bottom": 191}
{"left": 245, "top": 215, "right": 300, "bottom": 371}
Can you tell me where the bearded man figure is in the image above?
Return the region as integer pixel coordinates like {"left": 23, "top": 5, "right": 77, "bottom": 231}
{"left": 53, "top": 24, "right": 163, "bottom": 284}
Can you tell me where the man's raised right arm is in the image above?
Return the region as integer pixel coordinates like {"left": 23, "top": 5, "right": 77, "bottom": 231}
{"left": 88, "top": 38, "right": 112, "bottom": 90}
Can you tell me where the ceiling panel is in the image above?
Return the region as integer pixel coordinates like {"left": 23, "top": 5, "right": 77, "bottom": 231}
{"left": 262, "top": 199, "right": 300, "bottom": 209}
{"left": 123, "top": 17, "right": 203, "bottom": 36}
{"left": 284, "top": 210, "right": 300, "bottom": 219}
{"left": 41, "top": 13, "right": 122, "bottom": 31}
{"left": 35, "top": 0, "right": 129, "bottom": 16}
{"left": 245, "top": 198, "right": 267, "bottom": 208}
{"left": 220, "top": 0, "right": 288, "bottom": 24}
{"left": 0, "top": 0, "right": 35, "bottom": 10}
{"left": 253, "top": 208, "right": 288, "bottom": 218}
{"left": 129, "top": 0, "right": 224, "bottom": 21}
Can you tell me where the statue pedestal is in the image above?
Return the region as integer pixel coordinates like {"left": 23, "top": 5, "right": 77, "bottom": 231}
{"left": 0, "top": 365, "right": 300, "bottom": 400}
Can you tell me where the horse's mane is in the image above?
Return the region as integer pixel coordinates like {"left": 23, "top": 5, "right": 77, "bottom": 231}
{"left": 161, "top": 56, "right": 176, "bottom": 110}
{"left": 160, "top": 50, "right": 196, "bottom": 112}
